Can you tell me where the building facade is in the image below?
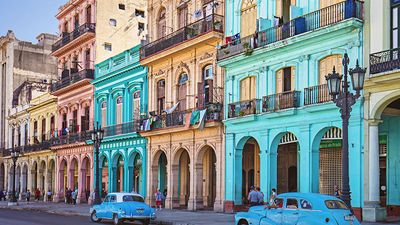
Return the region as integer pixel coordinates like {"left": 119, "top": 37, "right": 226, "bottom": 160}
{"left": 93, "top": 45, "right": 148, "bottom": 198}
{"left": 219, "top": 0, "right": 365, "bottom": 218}
{"left": 139, "top": 0, "right": 226, "bottom": 211}
{"left": 363, "top": 0, "right": 400, "bottom": 221}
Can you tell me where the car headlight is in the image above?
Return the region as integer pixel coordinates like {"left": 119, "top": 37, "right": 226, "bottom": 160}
{"left": 118, "top": 209, "right": 126, "bottom": 215}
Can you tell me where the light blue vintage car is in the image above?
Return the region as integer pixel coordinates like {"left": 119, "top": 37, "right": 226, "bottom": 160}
{"left": 90, "top": 192, "right": 156, "bottom": 225}
{"left": 235, "top": 193, "right": 360, "bottom": 225}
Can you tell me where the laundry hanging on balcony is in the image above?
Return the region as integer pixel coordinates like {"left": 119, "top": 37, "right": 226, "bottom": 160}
{"left": 197, "top": 109, "right": 207, "bottom": 130}
{"left": 190, "top": 110, "right": 200, "bottom": 125}
{"left": 141, "top": 117, "right": 153, "bottom": 131}
{"left": 164, "top": 101, "right": 180, "bottom": 114}
{"left": 184, "top": 113, "right": 192, "bottom": 129}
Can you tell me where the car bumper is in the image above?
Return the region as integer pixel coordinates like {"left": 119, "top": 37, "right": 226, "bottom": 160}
{"left": 120, "top": 214, "right": 156, "bottom": 220}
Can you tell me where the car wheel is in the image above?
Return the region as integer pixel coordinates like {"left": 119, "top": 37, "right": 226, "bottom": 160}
{"left": 238, "top": 219, "right": 248, "bottom": 225}
{"left": 142, "top": 219, "right": 150, "bottom": 225}
{"left": 113, "top": 214, "right": 121, "bottom": 225}
{"left": 90, "top": 210, "right": 102, "bottom": 223}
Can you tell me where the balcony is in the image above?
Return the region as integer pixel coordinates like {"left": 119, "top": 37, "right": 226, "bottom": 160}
{"left": 50, "top": 131, "right": 91, "bottom": 147}
{"left": 369, "top": 48, "right": 400, "bottom": 75}
{"left": 52, "top": 23, "right": 96, "bottom": 54}
{"left": 262, "top": 91, "right": 301, "bottom": 112}
{"left": 104, "top": 121, "right": 140, "bottom": 137}
{"left": 140, "top": 14, "right": 224, "bottom": 59}
{"left": 304, "top": 84, "right": 330, "bottom": 105}
{"left": 141, "top": 103, "right": 222, "bottom": 132}
{"left": 3, "top": 142, "right": 51, "bottom": 156}
{"left": 228, "top": 99, "right": 261, "bottom": 118}
{"left": 51, "top": 69, "right": 94, "bottom": 93}
{"left": 217, "top": 0, "right": 363, "bottom": 61}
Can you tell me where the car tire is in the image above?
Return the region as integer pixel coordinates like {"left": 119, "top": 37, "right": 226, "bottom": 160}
{"left": 90, "top": 210, "right": 102, "bottom": 223}
{"left": 142, "top": 219, "right": 150, "bottom": 225}
{"left": 113, "top": 214, "right": 121, "bottom": 225}
{"left": 238, "top": 219, "right": 248, "bottom": 225}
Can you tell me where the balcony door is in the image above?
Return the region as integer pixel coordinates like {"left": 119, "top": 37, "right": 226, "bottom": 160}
{"left": 101, "top": 101, "right": 107, "bottom": 127}
{"left": 74, "top": 14, "right": 79, "bottom": 31}
{"left": 177, "top": 73, "right": 188, "bottom": 111}
{"left": 133, "top": 91, "right": 141, "bottom": 122}
{"left": 116, "top": 96, "right": 123, "bottom": 125}
{"left": 178, "top": 3, "right": 188, "bottom": 29}
{"left": 392, "top": 3, "right": 400, "bottom": 49}
{"left": 320, "top": 0, "right": 343, "bottom": 9}
{"left": 157, "top": 80, "right": 166, "bottom": 114}
{"left": 86, "top": 5, "right": 92, "bottom": 24}
{"left": 276, "top": 0, "right": 295, "bottom": 24}
{"left": 276, "top": 67, "right": 295, "bottom": 93}
{"left": 240, "top": 76, "right": 256, "bottom": 101}
{"left": 158, "top": 8, "right": 167, "bottom": 39}
{"left": 241, "top": 0, "right": 257, "bottom": 37}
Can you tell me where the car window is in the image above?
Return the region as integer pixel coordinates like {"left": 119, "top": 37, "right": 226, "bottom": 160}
{"left": 286, "top": 198, "right": 298, "bottom": 209}
{"left": 123, "top": 195, "right": 145, "bottom": 202}
{"left": 110, "top": 195, "right": 117, "bottom": 203}
{"left": 104, "top": 196, "right": 111, "bottom": 203}
{"left": 274, "top": 198, "right": 284, "bottom": 208}
{"left": 300, "top": 199, "right": 312, "bottom": 209}
{"left": 325, "top": 200, "right": 349, "bottom": 209}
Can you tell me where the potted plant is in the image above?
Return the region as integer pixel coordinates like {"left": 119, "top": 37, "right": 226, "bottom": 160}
{"left": 242, "top": 42, "right": 253, "bottom": 56}
{"left": 214, "top": 21, "right": 222, "bottom": 30}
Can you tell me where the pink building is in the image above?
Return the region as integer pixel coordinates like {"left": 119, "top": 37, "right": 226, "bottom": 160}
{"left": 51, "top": 0, "right": 95, "bottom": 204}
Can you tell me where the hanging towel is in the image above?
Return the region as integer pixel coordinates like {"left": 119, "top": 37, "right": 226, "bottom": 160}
{"left": 164, "top": 102, "right": 180, "bottom": 114}
{"left": 190, "top": 110, "right": 200, "bottom": 125}
{"left": 184, "top": 112, "right": 192, "bottom": 129}
{"left": 197, "top": 109, "right": 207, "bottom": 130}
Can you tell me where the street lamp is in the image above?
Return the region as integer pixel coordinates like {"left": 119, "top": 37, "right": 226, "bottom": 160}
{"left": 325, "top": 53, "right": 366, "bottom": 209}
{"left": 8, "top": 148, "right": 20, "bottom": 206}
{"left": 91, "top": 122, "right": 104, "bottom": 205}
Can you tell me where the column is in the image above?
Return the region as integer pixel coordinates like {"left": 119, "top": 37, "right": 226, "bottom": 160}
{"left": 191, "top": 163, "right": 203, "bottom": 210}
{"left": 363, "top": 121, "right": 386, "bottom": 222}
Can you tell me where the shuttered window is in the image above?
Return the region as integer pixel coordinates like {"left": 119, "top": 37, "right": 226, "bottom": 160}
{"left": 177, "top": 73, "right": 188, "bottom": 111}
{"left": 241, "top": 0, "right": 257, "bottom": 37}
{"left": 158, "top": 8, "right": 167, "bottom": 38}
{"left": 116, "top": 96, "right": 122, "bottom": 125}
{"left": 101, "top": 101, "right": 107, "bottom": 127}
{"left": 157, "top": 80, "right": 166, "bottom": 114}
{"left": 320, "top": 0, "right": 343, "bottom": 9}
{"left": 319, "top": 55, "right": 342, "bottom": 84}
{"left": 240, "top": 76, "right": 256, "bottom": 101}
{"left": 276, "top": 67, "right": 295, "bottom": 93}
{"left": 133, "top": 91, "right": 141, "bottom": 121}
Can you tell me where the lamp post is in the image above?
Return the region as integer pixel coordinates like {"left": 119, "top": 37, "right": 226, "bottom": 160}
{"left": 8, "top": 148, "right": 20, "bottom": 206}
{"left": 325, "top": 53, "right": 366, "bottom": 208}
{"left": 91, "top": 122, "right": 104, "bottom": 205}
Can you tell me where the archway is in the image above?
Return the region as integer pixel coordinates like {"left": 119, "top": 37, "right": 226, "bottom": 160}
{"left": 241, "top": 138, "right": 260, "bottom": 202}
{"left": 173, "top": 148, "right": 191, "bottom": 209}
{"left": 99, "top": 155, "right": 109, "bottom": 197}
{"left": 16, "top": 165, "right": 21, "bottom": 195}
{"left": 274, "top": 132, "right": 299, "bottom": 193}
{"left": 58, "top": 159, "right": 67, "bottom": 198}
{"left": 69, "top": 158, "right": 78, "bottom": 190}
{"left": 128, "top": 152, "right": 142, "bottom": 194}
{"left": 47, "top": 160, "right": 55, "bottom": 200}
{"left": 81, "top": 156, "right": 91, "bottom": 202}
{"left": 31, "top": 161, "right": 38, "bottom": 191}
{"left": 195, "top": 145, "right": 217, "bottom": 210}
{"left": 39, "top": 161, "right": 46, "bottom": 193}
{"left": 22, "top": 164, "right": 28, "bottom": 193}
{"left": 112, "top": 153, "right": 124, "bottom": 192}
{"left": 151, "top": 150, "right": 167, "bottom": 205}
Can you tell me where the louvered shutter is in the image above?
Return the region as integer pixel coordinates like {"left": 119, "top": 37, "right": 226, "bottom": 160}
{"left": 276, "top": 69, "right": 283, "bottom": 93}
{"left": 291, "top": 67, "right": 296, "bottom": 91}
{"left": 197, "top": 82, "right": 205, "bottom": 109}
{"left": 250, "top": 76, "right": 256, "bottom": 99}
{"left": 240, "top": 78, "right": 249, "bottom": 101}
{"left": 208, "top": 79, "right": 214, "bottom": 103}
{"left": 276, "top": 0, "right": 283, "bottom": 18}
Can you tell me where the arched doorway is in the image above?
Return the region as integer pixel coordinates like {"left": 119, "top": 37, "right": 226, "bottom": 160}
{"left": 58, "top": 159, "right": 68, "bottom": 197}
{"left": 196, "top": 145, "right": 217, "bottom": 210}
{"left": 113, "top": 154, "right": 124, "bottom": 192}
{"left": 31, "top": 162, "right": 38, "bottom": 191}
{"left": 173, "top": 149, "right": 190, "bottom": 209}
{"left": 242, "top": 138, "right": 260, "bottom": 202}
{"left": 152, "top": 151, "right": 167, "bottom": 203}
{"left": 22, "top": 164, "right": 28, "bottom": 193}
{"left": 69, "top": 158, "right": 78, "bottom": 190}
{"left": 129, "top": 152, "right": 142, "bottom": 194}
{"left": 100, "top": 155, "right": 109, "bottom": 197}
{"left": 47, "top": 160, "right": 55, "bottom": 199}
{"left": 81, "top": 157, "right": 91, "bottom": 202}
{"left": 274, "top": 132, "right": 298, "bottom": 193}
{"left": 16, "top": 165, "right": 21, "bottom": 195}
{"left": 39, "top": 161, "right": 46, "bottom": 193}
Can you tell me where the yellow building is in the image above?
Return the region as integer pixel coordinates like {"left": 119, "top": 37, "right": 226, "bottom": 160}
{"left": 140, "top": 0, "right": 225, "bottom": 211}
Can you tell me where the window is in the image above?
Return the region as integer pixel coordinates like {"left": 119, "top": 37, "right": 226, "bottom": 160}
{"left": 110, "top": 195, "right": 117, "bottom": 202}
{"left": 133, "top": 91, "right": 141, "bottom": 121}
{"left": 85, "top": 49, "right": 91, "bottom": 69}
{"left": 157, "top": 80, "right": 166, "bottom": 114}
{"left": 104, "top": 195, "right": 111, "bottom": 202}
{"left": 101, "top": 101, "right": 107, "bottom": 127}
{"left": 116, "top": 96, "right": 123, "bottom": 125}
{"left": 177, "top": 73, "right": 188, "bottom": 111}
{"left": 276, "top": 67, "right": 295, "bottom": 93}
{"left": 123, "top": 195, "right": 144, "bottom": 202}
{"left": 135, "top": 9, "right": 145, "bottom": 18}
{"left": 240, "top": 76, "right": 256, "bottom": 101}
{"left": 300, "top": 199, "right": 312, "bottom": 209}
{"left": 319, "top": 55, "right": 342, "bottom": 84}
{"left": 86, "top": 5, "right": 92, "bottom": 23}
{"left": 62, "top": 114, "right": 67, "bottom": 133}
{"left": 203, "top": 65, "right": 214, "bottom": 105}
{"left": 274, "top": 198, "right": 284, "bottom": 208}
{"left": 109, "top": 19, "right": 117, "bottom": 27}
{"left": 241, "top": 0, "right": 257, "bottom": 37}
{"left": 276, "top": 0, "right": 295, "bottom": 23}
{"left": 74, "top": 14, "right": 79, "bottom": 30}
{"left": 325, "top": 200, "right": 349, "bottom": 209}
{"left": 158, "top": 8, "right": 167, "bottom": 38}
{"left": 392, "top": 2, "right": 400, "bottom": 48}
{"left": 118, "top": 4, "right": 125, "bottom": 10}
{"left": 41, "top": 119, "right": 46, "bottom": 141}
{"left": 104, "top": 43, "right": 112, "bottom": 51}
{"left": 286, "top": 198, "right": 298, "bottom": 209}
{"left": 138, "top": 22, "right": 145, "bottom": 31}
{"left": 178, "top": 4, "right": 188, "bottom": 28}
{"left": 63, "top": 21, "right": 69, "bottom": 34}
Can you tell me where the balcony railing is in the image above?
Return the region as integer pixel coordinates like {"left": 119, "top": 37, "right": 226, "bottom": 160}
{"left": 304, "top": 84, "right": 330, "bottom": 105}
{"left": 228, "top": 99, "right": 261, "bottom": 118}
{"left": 140, "top": 14, "right": 224, "bottom": 58}
{"left": 3, "top": 141, "right": 51, "bottom": 156}
{"left": 50, "top": 131, "right": 91, "bottom": 146}
{"left": 141, "top": 103, "right": 222, "bottom": 131}
{"left": 217, "top": 0, "right": 363, "bottom": 60}
{"left": 52, "top": 23, "right": 96, "bottom": 52}
{"left": 262, "top": 91, "right": 301, "bottom": 112}
{"left": 51, "top": 69, "right": 94, "bottom": 92}
{"left": 104, "top": 121, "right": 140, "bottom": 137}
{"left": 370, "top": 48, "right": 400, "bottom": 75}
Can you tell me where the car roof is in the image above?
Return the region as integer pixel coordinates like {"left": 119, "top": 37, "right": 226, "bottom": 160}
{"left": 107, "top": 192, "right": 143, "bottom": 198}
{"left": 277, "top": 192, "right": 341, "bottom": 209}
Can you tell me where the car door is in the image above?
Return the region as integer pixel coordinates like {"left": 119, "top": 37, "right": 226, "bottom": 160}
{"left": 106, "top": 195, "right": 117, "bottom": 219}
{"left": 262, "top": 198, "right": 284, "bottom": 225}
{"left": 282, "top": 198, "right": 299, "bottom": 225}
{"left": 98, "top": 195, "right": 110, "bottom": 219}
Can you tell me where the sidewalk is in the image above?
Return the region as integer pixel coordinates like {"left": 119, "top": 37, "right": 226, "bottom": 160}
{"left": 0, "top": 201, "right": 397, "bottom": 225}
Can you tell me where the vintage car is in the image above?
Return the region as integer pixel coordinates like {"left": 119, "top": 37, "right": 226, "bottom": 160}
{"left": 90, "top": 192, "right": 156, "bottom": 225}
{"left": 235, "top": 193, "right": 360, "bottom": 225}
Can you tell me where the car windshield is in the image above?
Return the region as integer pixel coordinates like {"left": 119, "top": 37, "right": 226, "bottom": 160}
{"left": 123, "top": 195, "right": 144, "bottom": 202}
{"left": 325, "top": 200, "right": 349, "bottom": 209}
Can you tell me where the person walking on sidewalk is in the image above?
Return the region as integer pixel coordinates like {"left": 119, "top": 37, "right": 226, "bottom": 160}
{"left": 47, "top": 190, "right": 52, "bottom": 202}
{"left": 26, "top": 190, "right": 31, "bottom": 203}
{"left": 0, "top": 189, "right": 4, "bottom": 201}
{"left": 71, "top": 188, "right": 78, "bottom": 206}
{"left": 35, "top": 188, "right": 41, "bottom": 201}
{"left": 154, "top": 189, "right": 164, "bottom": 211}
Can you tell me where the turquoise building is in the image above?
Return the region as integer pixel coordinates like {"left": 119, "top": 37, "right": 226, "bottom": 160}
{"left": 92, "top": 45, "right": 148, "bottom": 197}
{"left": 218, "top": 0, "right": 365, "bottom": 216}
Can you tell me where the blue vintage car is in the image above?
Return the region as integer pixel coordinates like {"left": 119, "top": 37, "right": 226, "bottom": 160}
{"left": 235, "top": 193, "right": 360, "bottom": 225}
{"left": 90, "top": 192, "right": 156, "bottom": 225}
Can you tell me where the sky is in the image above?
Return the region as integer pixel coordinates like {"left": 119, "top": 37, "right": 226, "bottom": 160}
{"left": 0, "top": 0, "right": 67, "bottom": 43}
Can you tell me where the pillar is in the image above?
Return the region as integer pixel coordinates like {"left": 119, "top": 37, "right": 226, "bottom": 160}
{"left": 363, "top": 121, "right": 386, "bottom": 222}
{"left": 191, "top": 163, "right": 204, "bottom": 210}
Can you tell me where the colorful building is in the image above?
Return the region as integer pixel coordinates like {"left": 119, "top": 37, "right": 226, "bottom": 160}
{"left": 363, "top": 0, "right": 400, "bottom": 221}
{"left": 93, "top": 45, "right": 147, "bottom": 197}
{"left": 139, "top": 0, "right": 226, "bottom": 211}
{"left": 218, "top": 0, "right": 365, "bottom": 217}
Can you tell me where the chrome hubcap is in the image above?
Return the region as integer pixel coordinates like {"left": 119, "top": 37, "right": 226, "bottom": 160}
{"left": 92, "top": 212, "right": 97, "bottom": 220}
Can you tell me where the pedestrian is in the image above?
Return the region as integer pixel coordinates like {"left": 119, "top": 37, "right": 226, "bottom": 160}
{"left": 85, "top": 189, "right": 90, "bottom": 202}
{"left": 163, "top": 189, "right": 167, "bottom": 207}
{"left": 35, "top": 188, "right": 41, "bottom": 201}
{"left": 66, "top": 188, "right": 72, "bottom": 204}
{"left": 26, "top": 190, "right": 31, "bottom": 203}
{"left": 90, "top": 188, "right": 97, "bottom": 205}
{"left": 334, "top": 185, "right": 342, "bottom": 198}
{"left": 154, "top": 189, "right": 164, "bottom": 211}
{"left": 248, "top": 186, "right": 259, "bottom": 207}
{"left": 71, "top": 188, "right": 77, "bottom": 206}
{"left": 0, "top": 189, "right": 4, "bottom": 201}
{"left": 256, "top": 187, "right": 264, "bottom": 205}
{"left": 269, "top": 188, "right": 277, "bottom": 205}
{"left": 47, "top": 190, "right": 52, "bottom": 202}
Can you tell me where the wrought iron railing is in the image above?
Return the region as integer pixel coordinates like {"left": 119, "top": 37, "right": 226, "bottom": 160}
{"left": 217, "top": 0, "right": 363, "bottom": 61}
{"left": 262, "top": 91, "right": 301, "bottom": 112}
{"left": 52, "top": 23, "right": 96, "bottom": 52}
{"left": 51, "top": 69, "right": 94, "bottom": 92}
{"left": 228, "top": 99, "right": 261, "bottom": 118}
{"left": 103, "top": 121, "right": 140, "bottom": 137}
{"left": 304, "top": 83, "right": 330, "bottom": 105}
{"left": 140, "top": 14, "right": 224, "bottom": 58}
{"left": 50, "top": 131, "right": 91, "bottom": 146}
{"left": 370, "top": 48, "right": 400, "bottom": 75}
